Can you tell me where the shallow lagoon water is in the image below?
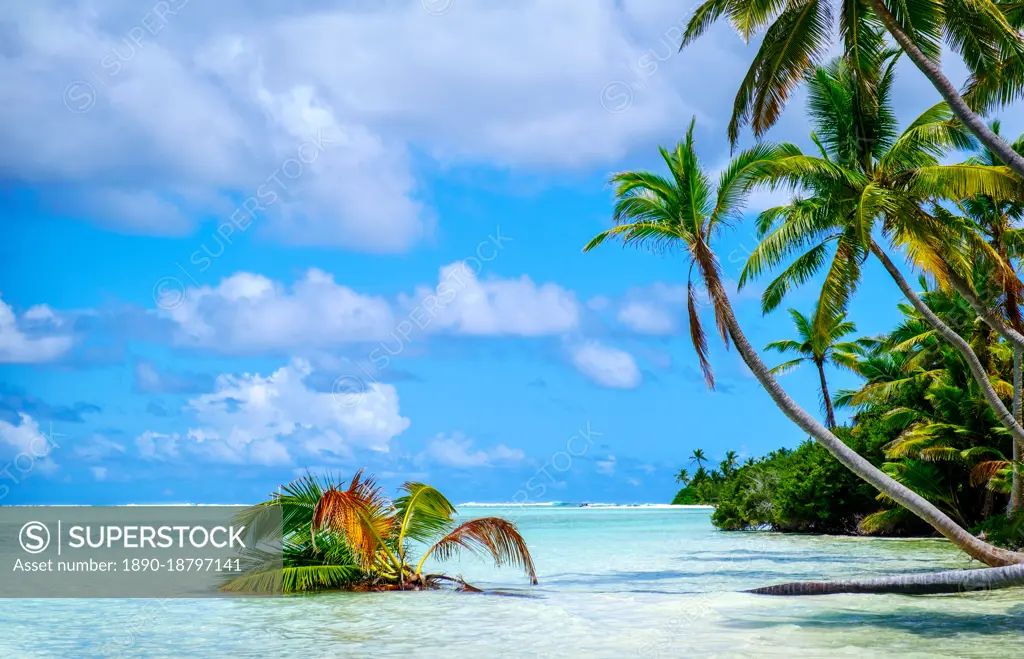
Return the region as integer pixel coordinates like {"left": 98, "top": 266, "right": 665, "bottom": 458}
{"left": 1, "top": 506, "right": 1021, "bottom": 658}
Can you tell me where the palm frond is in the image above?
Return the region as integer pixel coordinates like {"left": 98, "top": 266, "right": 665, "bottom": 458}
{"left": 729, "top": 0, "right": 834, "bottom": 145}
{"left": 689, "top": 279, "right": 716, "bottom": 389}
{"left": 311, "top": 470, "right": 396, "bottom": 570}
{"left": 395, "top": 482, "right": 457, "bottom": 552}
{"left": 419, "top": 517, "right": 538, "bottom": 585}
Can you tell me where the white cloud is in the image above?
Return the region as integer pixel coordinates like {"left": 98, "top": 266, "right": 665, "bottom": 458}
{"left": 0, "top": 297, "right": 74, "bottom": 363}
{"left": 0, "top": 0, "right": 783, "bottom": 252}
{"left": 0, "top": 4, "right": 427, "bottom": 251}
{"left": 0, "top": 413, "right": 59, "bottom": 474}
{"left": 405, "top": 262, "right": 580, "bottom": 337}
{"left": 418, "top": 433, "right": 525, "bottom": 468}
{"left": 161, "top": 263, "right": 579, "bottom": 353}
{"left": 162, "top": 269, "right": 395, "bottom": 352}
{"left": 617, "top": 302, "right": 676, "bottom": 335}
{"left": 570, "top": 341, "right": 642, "bottom": 389}
{"left": 174, "top": 359, "right": 410, "bottom": 465}
{"left": 91, "top": 466, "right": 108, "bottom": 481}
{"left": 135, "top": 430, "right": 181, "bottom": 461}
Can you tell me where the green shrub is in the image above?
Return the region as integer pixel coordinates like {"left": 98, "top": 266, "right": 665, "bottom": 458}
{"left": 710, "top": 424, "right": 884, "bottom": 533}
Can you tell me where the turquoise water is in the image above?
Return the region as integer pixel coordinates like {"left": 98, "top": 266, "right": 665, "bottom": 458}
{"left": 1, "top": 506, "right": 1022, "bottom": 657}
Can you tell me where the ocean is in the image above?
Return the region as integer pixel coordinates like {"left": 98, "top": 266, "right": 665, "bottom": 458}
{"left": 0, "top": 505, "right": 1019, "bottom": 657}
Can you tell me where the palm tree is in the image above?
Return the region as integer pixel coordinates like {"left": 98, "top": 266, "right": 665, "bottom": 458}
{"left": 675, "top": 468, "right": 691, "bottom": 486}
{"left": 758, "top": 292, "right": 1024, "bottom": 594}
{"left": 690, "top": 448, "right": 708, "bottom": 469}
{"left": 718, "top": 450, "right": 740, "bottom": 477}
{"left": 835, "top": 282, "right": 1022, "bottom": 525}
{"left": 226, "top": 473, "right": 363, "bottom": 593}
{"left": 227, "top": 471, "right": 537, "bottom": 592}
{"left": 678, "top": 0, "right": 1024, "bottom": 177}
{"left": 766, "top": 307, "right": 867, "bottom": 427}
{"left": 741, "top": 54, "right": 1024, "bottom": 458}
{"left": 583, "top": 119, "right": 1024, "bottom": 588}
{"left": 962, "top": 122, "right": 1024, "bottom": 514}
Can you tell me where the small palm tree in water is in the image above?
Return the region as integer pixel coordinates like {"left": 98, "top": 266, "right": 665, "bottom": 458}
{"left": 227, "top": 471, "right": 537, "bottom": 593}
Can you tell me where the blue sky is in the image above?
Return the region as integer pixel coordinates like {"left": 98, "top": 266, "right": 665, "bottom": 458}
{"left": 2, "top": 0, "right": 1022, "bottom": 505}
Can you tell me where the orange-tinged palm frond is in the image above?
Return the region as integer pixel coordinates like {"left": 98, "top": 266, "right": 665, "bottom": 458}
{"left": 311, "top": 470, "right": 396, "bottom": 570}
{"left": 418, "top": 517, "right": 538, "bottom": 585}
{"left": 971, "top": 460, "right": 1010, "bottom": 487}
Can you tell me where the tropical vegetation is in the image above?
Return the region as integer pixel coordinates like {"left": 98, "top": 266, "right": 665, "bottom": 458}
{"left": 704, "top": 279, "right": 1024, "bottom": 542}
{"left": 586, "top": 25, "right": 1024, "bottom": 590}
{"left": 672, "top": 449, "right": 739, "bottom": 504}
{"left": 226, "top": 471, "right": 537, "bottom": 593}
{"left": 679, "top": 0, "right": 1024, "bottom": 177}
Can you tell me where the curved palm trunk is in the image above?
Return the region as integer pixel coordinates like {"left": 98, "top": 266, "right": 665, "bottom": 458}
{"left": 870, "top": 241, "right": 1024, "bottom": 456}
{"left": 1012, "top": 347, "right": 1023, "bottom": 517}
{"left": 865, "top": 0, "right": 1024, "bottom": 178}
{"left": 703, "top": 268, "right": 1024, "bottom": 567}
{"left": 748, "top": 562, "right": 1024, "bottom": 595}
{"left": 945, "top": 270, "right": 1024, "bottom": 351}
{"left": 815, "top": 359, "right": 837, "bottom": 428}
{"left": 940, "top": 254, "right": 1024, "bottom": 515}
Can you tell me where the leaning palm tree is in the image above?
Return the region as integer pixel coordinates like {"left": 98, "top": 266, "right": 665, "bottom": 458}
{"left": 678, "top": 0, "right": 1024, "bottom": 177}
{"left": 962, "top": 122, "right": 1024, "bottom": 514}
{"left": 766, "top": 307, "right": 867, "bottom": 427}
{"left": 313, "top": 471, "right": 537, "bottom": 590}
{"left": 228, "top": 471, "right": 537, "bottom": 592}
{"left": 584, "top": 118, "right": 1024, "bottom": 594}
{"left": 741, "top": 54, "right": 1024, "bottom": 459}
{"left": 690, "top": 448, "right": 708, "bottom": 469}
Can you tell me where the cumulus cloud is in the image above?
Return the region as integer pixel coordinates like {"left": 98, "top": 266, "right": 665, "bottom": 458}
{"left": 148, "top": 359, "right": 411, "bottom": 465}
{"left": 418, "top": 433, "right": 525, "bottom": 468}
{"left": 0, "top": 297, "right": 75, "bottom": 363}
{"left": 570, "top": 341, "right": 642, "bottom": 389}
{"left": 161, "top": 269, "right": 395, "bottom": 353}
{"left": 160, "top": 262, "right": 579, "bottom": 353}
{"left": 403, "top": 262, "right": 580, "bottom": 337}
{"left": 0, "top": 0, "right": 794, "bottom": 252}
{"left": 616, "top": 302, "right": 676, "bottom": 335}
{"left": 1, "top": 2, "right": 426, "bottom": 251}
{"left": 135, "top": 430, "right": 181, "bottom": 461}
{"left": 0, "top": 413, "right": 59, "bottom": 474}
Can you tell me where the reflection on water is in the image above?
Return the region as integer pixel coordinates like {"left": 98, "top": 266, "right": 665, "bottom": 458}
{"left": 0, "top": 507, "right": 1017, "bottom": 658}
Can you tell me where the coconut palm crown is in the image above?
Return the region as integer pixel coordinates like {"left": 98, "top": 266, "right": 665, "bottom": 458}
{"left": 677, "top": 0, "right": 1024, "bottom": 176}
{"left": 229, "top": 471, "right": 537, "bottom": 593}
{"left": 766, "top": 307, "right": 870, "bottom": 427}
{"left": 585, "top": 117, "right": 788, "bottom": 388}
